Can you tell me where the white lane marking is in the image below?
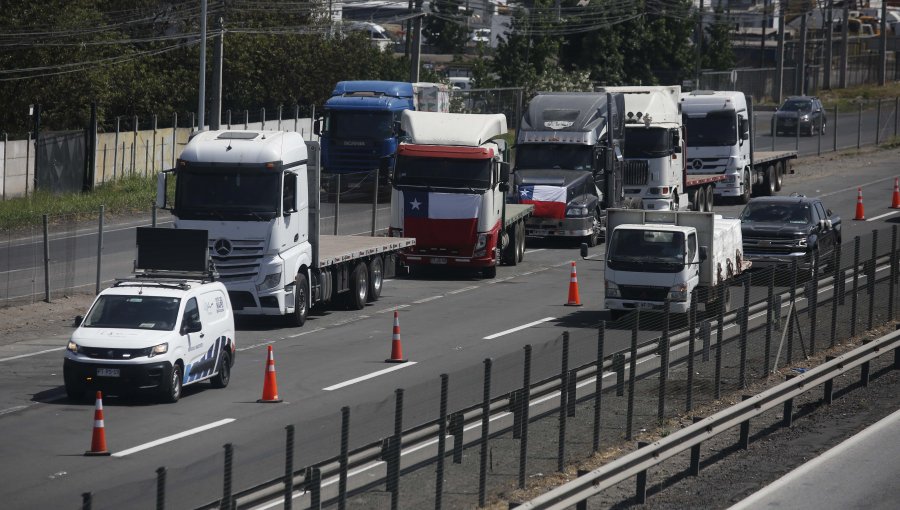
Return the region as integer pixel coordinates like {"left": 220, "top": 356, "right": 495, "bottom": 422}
{"left": 286, "top": 327, "right": 325, "bottom": 339}
{"left": 0, "top": 405, "right": 28, "bottom": 417}
{"left": 448, "top": 285, "right": 479, "bottom": 295}
{"left": 112, "top": 418, "right": 235, "bottom": 457}
{"left": 322, "top": 362, "right": 418, "bottom": 391}
{"left": 866, "top": 210, "right": 900, "bottom": 222}
{"left": 237, "top": 341, "right": 276, "bottom": 352}
{"left": 819, "top": 175, "right": 899, "bottom": 198}
{"left": 487, "top": 276, "right": 514, "bottom": 284}
{"left": 0, "top": 267, "right": 35, "bottom": 276}
{"left": 412, "top": 295, "right": 443, "bottom": 304}
{"left": 0, "top": 347, "right": 65, "bottom": 363}
{"left": 484, "top": 317, "right": 556, "bottom": 340}
{"left": 524, "top": 248, "right": 545, "bottom": 254}
{"left": 375, "top": 304, "right": 410, "bottom": 313}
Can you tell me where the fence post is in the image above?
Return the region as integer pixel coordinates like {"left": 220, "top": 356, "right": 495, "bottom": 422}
{"left": 226, "top": 109, "right": 232, "bottom": 129}
{"left": 764, "top": 267, "right": 775, "bottom": 373}
{"left": 740, "top": 277, "right": 750, "bottom": 388}
{"left": 783, "top": 374, "right": 796, "bottom": 427}
{"left": 478, "top": 358, "right": 492, "bottom": 507}
{"left": 278, "top": 105, "right": 283, "bottom": 131}
{"left": 284, "top": 425, "right": 294, "bottom": 510}
{"left": 156, "top": 466, "right": 166, "bottom": 510}
{"left": 306, "top": 467, "right": 322, "bottom": 510}
{"left": 852, "top": 236, "right": 861, "bottom": 337}
{"left": 658, "top": 300, "right": 670, "bottom": 424}
{"left": 832, "top": 244, "right": 842, "bottom": 347}
{"left": 222, "top": 444, "right": 233, "bottom": 510}
{"left": 96, "top": 205, "right": 104, "bottom": 295}
{"left": 701, "top": 320, "right": 711, "bottom": 363}
{"left": 686, "top": 295, "right": 697, "bottom": 412}
{"left": 795, "top": 110, "right": 801, "bottom": 151}
{"left": 890, "top": 226, "right": 897, "bottom": 321}
{"left": 689, "top": 416, "right": 703, "bottom": 476}
{"left": 833, "top": 105, "right": 838, "bottom": 152}
{"left": 450, "top": 413, "right": 464, "bottom": 464}
{"left": 338, "top": 406, "right": 349, "bottom": 510}
{"left": 519, "top": 346, "right": 531, "bottom": 489}
{"left": 43, "top": 214, "right": 50, "bottom": 303}
{"left": 824, "top": 355, "right": 836, "bottom": 404}
{"left": 171, "top": 112, "right": 177, "bottom": 169}
{"left": 715, "top": 285, "right": 725, "bottom": 399}
{"left": 260, "top": 107, "right": 266, "bottom": 127}
{"left": 876, "top": 99, "right": 882, "bottom": 145}
{"left": 895, "top": 97, "right": 899, "bottom": 139}
{"left": 810, "top": 250, "right": 820, "bottom": 356}
{"left": 333, "top": 174, "right": 341, "bottom": 235}
{"left": 626, "top": 312, "right": 639, "bottom": 440}
{"left": 593, "top": 324, "right": 604, "bottom": 452}
{"left": 436, "top": 374, "right": 449, "bottom": 509}
{"left": 868, "top": 230, "right": 877, "bottom": 331}
{"left": 635, "top": 441, "right": 649, "bottom": 504}
{"left": 244, "top": 109, "right": 249, "bottom": 129}
{"left": 558, "top": 333, "right": 569, "bottom": 472}
{"left": 388, "top": 389, "right": 404, "bottom": 509}
{"left": 614, "top": 352, "right": 625, "bottom": 396}
{"left": 152, "top": 202, "right": 158, "bottom": 228}
{"left": 82, "top": 492, "right": 92, "bottom": 510}
{"left": 857, "top": 102, "right": 862, "bottom": 149}
{"left": 371, "top": 166, "right": 379, "bottom": 236}
{"left": 788, "top": 259, "right": 798, "bottom": 364}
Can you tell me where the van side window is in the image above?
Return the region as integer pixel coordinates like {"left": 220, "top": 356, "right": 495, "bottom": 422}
{"left": 183, "top": 298, "right": 201, "bottom": 331}
{"left": 688, "top": 233, "right": 697, "bottom": 262}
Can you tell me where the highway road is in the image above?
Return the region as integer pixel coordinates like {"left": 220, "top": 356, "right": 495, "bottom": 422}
{"left": 2, "top": 130, "right": 900, "bottom": 509}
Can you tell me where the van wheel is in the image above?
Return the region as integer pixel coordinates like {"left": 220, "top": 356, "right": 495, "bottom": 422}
{"left": 211, "top": 353, "right": 230, "bottom": 389}
{"left": 368, "top": 257, "right": 383, "bottom": 302}
{"left": 64, "top": 372, "right": 86, "bottom": 401}
{"left": 289, "top": 273, "right": 309, "bottom": 327}
{"left": 345, "top": 263, "right": 368, "bottom": 310}
{"left": 162, "top": 363, "right": 183, "bottom": 403}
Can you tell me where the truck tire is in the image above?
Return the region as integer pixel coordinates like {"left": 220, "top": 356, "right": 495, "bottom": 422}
{"left": 161, "top": 363, "right": 183, "bottom": 404}
{"left": 739, "top": 170, "right": 751, "bottom": 204}
{"left": 696, "top": 185, "right": 708, "bottom": 212}
{"left": 367, "top": 256, "right": 383, "bottom": 302}
{"left": 763, "top": 165, "right": 776, "bottom": 196}
{"left": 482, "top": 264, "right": 497, "bottom": 278}
{"left": 503, "top": 225, "right": 519, "bottom": 266}
{"left": 775, "top": 162, "right": 785, "bottom": 191}
{"left": 345, "top": 263, "right": 369, "bottom": 310}
{"left": 705, "top": 185, "right": 715, "bottom": 212}
{"left": 210, "top": 352, "right": 231, "bottom": 389}
{"left": 516, "top": 222, "right": 526, "bottom": 263}
{"left": 583, "top": 212, "right": 599, "bottom": 247}
{"left": 289, "top": 273, "right": 309, "bottom": 327}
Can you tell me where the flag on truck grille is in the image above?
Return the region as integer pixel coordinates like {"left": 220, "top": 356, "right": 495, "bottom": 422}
{"left": 519, "top": 185, "right": 567, "bottom": 219}
{"left": 403, "top": 190, "right": 482, "bottom": 251}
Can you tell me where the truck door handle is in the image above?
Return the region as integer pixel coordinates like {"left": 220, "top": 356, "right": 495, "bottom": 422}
{"left": 199, "top": 333, "right": 205, "bottom": 338}
{"left": 294, "top": 234, "right": 299, "bottom": 242}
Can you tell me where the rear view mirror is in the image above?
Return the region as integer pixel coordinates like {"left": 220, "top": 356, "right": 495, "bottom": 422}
{"left": 73, "top": 315, "right": 83, "bottom": 327}
{"left": 739, "top": 117, "right": 750, "bottom": 140}
{"left": 499, "top": 162, "right": 510, "bottom": 183}
{"left": 313, "top": 117, "right": 322, "bottom": 136}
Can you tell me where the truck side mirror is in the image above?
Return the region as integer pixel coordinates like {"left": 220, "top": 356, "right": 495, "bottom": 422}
{"left": 156, "top": 171, "right": 169, "bottom": 210}
{"left": 499, "top": 162, "right": 510, "bottom": 183}
{"left": 499, "top": 182, "right": 509, "bottom": 192}
{"left": 313, "top": 117, "right": 322, "bottom": 136}
{"left": 699, "top": 245, "right": 708, "bottom": 262}
{"left": 73, "top": 315, "right": 83, "bottom": 327}
{"left": 181, "top": 320, "right": 202, "bottom": 335}
{"left": 739, "top": 117, "right": 750, "bottom": 140}
{"left": 580, "top": 243, "right": 589, "bottom": 259}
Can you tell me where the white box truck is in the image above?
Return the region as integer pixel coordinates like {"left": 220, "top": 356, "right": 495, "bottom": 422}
{"left": 598, "top": 209, "right": 748, "bottom": 319}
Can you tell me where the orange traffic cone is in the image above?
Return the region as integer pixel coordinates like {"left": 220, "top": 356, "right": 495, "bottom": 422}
{"left": 565, "top": 261, "right": 583, "bottom": 307}
{"left": 258, "top": 345, "right": 283, "bottom": 403}
{"left": 385, "top": 311, "right": 408, "bottom": 363}
{"left": 854, "top": 187, "right": 866, "bottom": 220}
{"left": 85, "top": 391, "right": 111, "bottom": 456}
{"left": 891, "top": 178, "right": 900, "bottom": 209}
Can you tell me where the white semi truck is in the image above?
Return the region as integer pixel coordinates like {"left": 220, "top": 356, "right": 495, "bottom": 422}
{"left": 389, "top": 110, "right": 533, "bottom": 278}
{"left": 600, "top": 85, "right": 726, "bottom": 213}
{"left": 156, "top": 130, "right": 415, "bottom": 327}
{"left": 680, "top": 90, "right": 797, "bottom": 203}
{"left": 597, "top": 208, "right": 748, "bottom": 319}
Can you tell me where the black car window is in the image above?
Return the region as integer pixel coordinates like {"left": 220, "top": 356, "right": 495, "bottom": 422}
{"left": 780, "top": 100, "right": 812, "bottom": 112}
{"left": 814, "top": 202, "right": 828, "bottom": 220}
{"left": 808, "top": 203, "right": 822, "bottom": 223}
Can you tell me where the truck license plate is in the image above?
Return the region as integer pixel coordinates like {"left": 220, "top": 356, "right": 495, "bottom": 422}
{"left": 431, "top": 257, "right": 448, "bottom": 265}
{"left": 97, "top": 368, "right": 120, "bottom": 377}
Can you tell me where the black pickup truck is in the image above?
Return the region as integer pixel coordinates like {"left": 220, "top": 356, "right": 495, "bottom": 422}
{"left": 739, "top": 194, "right": 841, "bottom": 271}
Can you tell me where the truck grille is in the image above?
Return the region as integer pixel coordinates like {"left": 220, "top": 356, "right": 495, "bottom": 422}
{"left": 328, "top": 146, "right": 381, "bottom": 171}
{"left": 743, "top": 237, "right": 798, "bottom": 255}
{"left": 688, "top": 158, "right": 727, "bottom": 173}
{"left": 623, "top": 160, "right": 649, "bottom": 185}
{"left": 209, "top": 238, "right": 265, "bottom": 282}
{"left": 619, "top": 285, "right": 669, "bottom": 301}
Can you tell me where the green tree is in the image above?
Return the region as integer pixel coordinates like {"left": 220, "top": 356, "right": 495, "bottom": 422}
{"left": 423, "top": 0, "right": 470, "bottom": 54}
{"left": 703, "top": 7, "right": 735, "bottom": 70}
{"left": 491, "top": 0, "right": 561, "bottom": 96}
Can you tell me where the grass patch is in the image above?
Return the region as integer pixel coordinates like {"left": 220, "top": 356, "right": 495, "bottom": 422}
{"left": 0, "top": 175, "right": 156, "bottom": 231}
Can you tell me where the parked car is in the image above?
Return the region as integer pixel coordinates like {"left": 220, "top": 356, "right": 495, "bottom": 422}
{"left": 740, "top": 194, "right": 841, "bottom": 273}
{"left": 772, "top": 96, "right": 827, "bottom": 136}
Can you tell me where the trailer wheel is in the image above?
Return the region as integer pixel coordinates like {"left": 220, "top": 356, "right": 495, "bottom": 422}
{"left": 367, "top": 256, "right": 383, "bottom": 302}
{"left": 289, "top": 273, "right": 309, "bottom": 327}
{"left": 763, "top": 165, "right": 776, "bottom": 196}
{"left": 775, "top": 162, "right": 785, "bottom": 191}
{"left": 705, "top": 185, "right": 715, "bottom": 212}
{"left": 345, "top": 263, "right": 369, "bottom": 310}
{"left": 696, "top": 185, "right": 708, "bottom": 212}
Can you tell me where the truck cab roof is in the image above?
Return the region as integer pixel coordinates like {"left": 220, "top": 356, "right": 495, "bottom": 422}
{"left": 400, "top": 110, "right": 507, "bottom": 147}
{"left": 178, "top": 130, "right": 307, "bottom": 166}
{"left": 680, "top": 90, "right": 747, "bottom": 116}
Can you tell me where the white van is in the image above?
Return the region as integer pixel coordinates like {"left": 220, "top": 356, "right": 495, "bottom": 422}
{"left": 63, "top": 278, "right": 236, "bottom": 403}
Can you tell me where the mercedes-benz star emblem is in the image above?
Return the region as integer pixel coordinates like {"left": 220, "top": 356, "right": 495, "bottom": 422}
{"left": 692, "top": 159, "right": 703, "bottom": 170}
{"left": 214, "top": 238, "right": 233, "bottom": 256}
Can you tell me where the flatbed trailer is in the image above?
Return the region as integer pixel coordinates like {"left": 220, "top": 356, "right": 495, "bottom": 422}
{"left": 683, "top": 173, "right": 728, "bottom": 213}
{"left": 500, "top": 203, "right": 534, "bottom": 265}
{"left": 751, "top": 150, "right": 797, "bottom": 195}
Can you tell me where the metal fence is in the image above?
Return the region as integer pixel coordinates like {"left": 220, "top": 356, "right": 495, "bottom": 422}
{"left": 73, "top": 223, "right": 900, "bottom": 509}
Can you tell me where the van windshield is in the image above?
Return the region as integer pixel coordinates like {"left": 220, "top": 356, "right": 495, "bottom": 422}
{"left": 83, "top": 295, "right": 181, "bottom": 331}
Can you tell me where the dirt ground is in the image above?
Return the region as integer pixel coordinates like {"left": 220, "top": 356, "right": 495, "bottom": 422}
{"left": 0, "top": 293, "right": 96, "bottom": 347}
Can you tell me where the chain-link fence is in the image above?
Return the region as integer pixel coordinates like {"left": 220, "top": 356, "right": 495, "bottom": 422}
{"left": 71, "top": 223, "right": 900, "bottom": 509}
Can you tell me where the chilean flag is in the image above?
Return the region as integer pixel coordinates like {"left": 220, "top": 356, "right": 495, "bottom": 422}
{"left": 403, "top": 190, "right": 482, "bottom": 251}
{"left": 519, "top": 185, "right": 567, "bottom": 219}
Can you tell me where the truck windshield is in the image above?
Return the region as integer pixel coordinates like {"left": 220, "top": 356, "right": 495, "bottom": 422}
{"left": 83, "top": 295, "right": 181, "bottom": 331}
{"left": 175, "top": 168, "right": 280, "bottom": 221}
{"left": 395, "top": 156, "right": 492, "bottom": 189}
{"left": 515, "top": 144, "right": 592, "bottom": 171}
{"left": 623, "top": 127, "right": 670, "bottom": 158}
{"left": 608, "top": 229, "right": 685, "bottom": 272}
{"left": 327, "top": 111, "right": 393, "bottom": 139}
{"left": 684, "top": 111, "right": 737, "bottom": 147}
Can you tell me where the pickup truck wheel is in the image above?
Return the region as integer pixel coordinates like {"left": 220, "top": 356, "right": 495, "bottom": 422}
{"left": 211, "top": 352, "right": 230, "bottom": 389}
{"left": 346, "top": 263, "right": 368, "bottom": 310}
{"left": 764, "top": 165, "right": 776, "bottom": 196}
{"left": 161, "top": 363, "right": 183, "bottom": 403}
{"left": 64, "top": 373, "right": 86, "bottom": 401}
{"left": 739, "top": 170, "right": 751, "bottom": 204}
{"left": 289, "top": 273, "right": 309, "bottom": 327}
{"left": 367, "top": 257, "right": 383, "bottom": 301}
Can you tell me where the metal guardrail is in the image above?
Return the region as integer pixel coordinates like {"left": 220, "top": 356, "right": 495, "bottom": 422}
{"left": 518, "top": 327, "right": 900, "bottom": 509}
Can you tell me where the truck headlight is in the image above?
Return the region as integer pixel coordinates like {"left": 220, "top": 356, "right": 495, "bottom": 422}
{"left": 475, "top": 233, "right": 487, "bottom": 250}
{"left": 566, "top": 205, "right": 589, "bottom": 217}
{"left": 148, "top": 343, "right": 168, "bottom": 358}
{"left": 668, "top": 283, "right": 688, "bottom": 302}
{"left": 67, "top": 341, "right": 79, "bottom": 354}
{"left": 605, "top": 281, "right": 621, "bottom": 298}
{"left": 257, "top": 271, "right": 283, "bottom": 292}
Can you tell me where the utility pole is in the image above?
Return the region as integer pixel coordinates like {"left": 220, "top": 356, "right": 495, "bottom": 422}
{"left": 775, "top": 1, "right": 785, "bottom": 103}
{"left": 405, "top": 0, "right": 413, "bottom": 58}
{"left": 760, "top": 0, "right": 769, "bottom": 68}
{"left": 695, "top": 0, "right": 705, "bottom": 88}
{"left": 211, "top": 17, "right": 224, "bottom": 130}
{"left": 197, "top": 0, "right": 208, "bottom": 132}
{"left": 840, "top": 2, "right": 849, "bottom": 88}
{"left": 409, "top": 0, "right": 423, "bottom": 82}
{"left": 824, "top": 0, "right": 833, "bottom": 89}
{"left": 880, "top": 0, "right": 888, "bottom": 85}
{"left": 798, "top": 10, "right": 807, "bottom": 95}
